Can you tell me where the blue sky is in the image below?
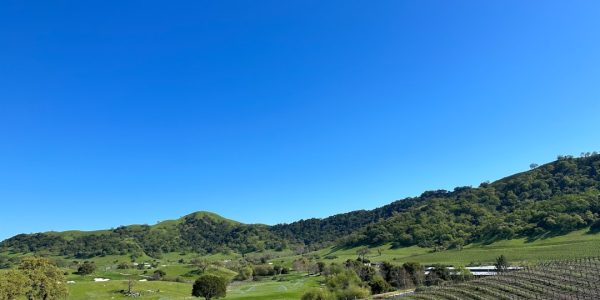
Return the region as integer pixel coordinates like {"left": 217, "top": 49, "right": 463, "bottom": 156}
{"left": 1, "top": 1, "right": 600, "bottom": 240}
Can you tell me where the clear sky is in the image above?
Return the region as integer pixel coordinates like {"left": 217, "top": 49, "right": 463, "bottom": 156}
{"left": 1, "top": 1, "right": 600, "bottom": 240}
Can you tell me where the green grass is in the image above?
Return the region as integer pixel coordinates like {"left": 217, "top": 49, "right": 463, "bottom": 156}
{"left": 66, "top": 273, "right": 320, "bottom": 300}
{"left": 307, "top": 228, "right": 600, "bottom": 266}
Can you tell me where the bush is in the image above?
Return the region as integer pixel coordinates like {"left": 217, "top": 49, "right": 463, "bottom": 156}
{"left": 334, "top": 286, "right": 370, "bottom": 300}
{"left": 325, "top": 270, "right": 362, "bottom": 290}
{"left": 235, "top": 266, "right": 253, "bottom": 281}
{"left": 301, "top": 288, "right": 334, "bottom": 300}
{"left": 117, "top": 262, "right": 131, "bottom": 269}
{"left": 368, "top": 275, "right": 393, "bottom": 294}
{"left": 76, "top": 261, "right": 96, "bottom": 275}
{"left": 590, "top": 219, "right": 600, "bottom": 233}
{"left": 253, "top": 265, "right": 276, "bottom": 276}
{"left": 192, "top": 274, "right": 228, "bottom": 299}
{"left": 151, "top": 269, "right": 166, "bottom": 281}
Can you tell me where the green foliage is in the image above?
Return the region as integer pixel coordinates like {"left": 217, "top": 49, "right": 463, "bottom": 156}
{"left": 379, "top": 261, "right": 421, "bottom": 289}
{"left": 301, "top": 288, "right": 335, "bottom": 300}
{"left": 325, "top": 269, "right": 363, "bottom": 290}
{"left": 368, "top": 274, "right": 393, "bottom": 294}
{"left": 151, "top": 269, "right": 166, "bottom": 280}
{"left": 235, "top": 265, "right": 253, "bottom": 281}
{"left": 18, "top": 257, "right": 69, "bottom": 300}
{"left": 321, "top": 266, "right": 372, "bottom": 299}
{"left": 116, "top": 261, "right": 131, "bottom": 269}
{"left": 252, "top": 264, "right": 277, "bottom": 276}
{"left": 192, "top": 274, "right": 228, "bottom": 300}
{"left": 343, "top": 155, "right": 600, "bottom": 249}
{"left": 424, "top": 264, "right": 451, "bottom": 286}
{"left": 590, "top": 219, "right": 600, "bottom": 233}
{"left": 333, "top": 285, "right": 370, "bottom": 300}
{"left": 0, "top": 269, "right": 28, "bottom": 300}
{"left": 0, "top": 256, "right": 18, "bottom": 269}
{"left": 494, "top": 254, "right": 509, "bottom": 272}
{"left": 453, "top": 266, "right": 473, "bottom": 282}
{"left": 76, "top": 261, "right": 96, "bottom": 275}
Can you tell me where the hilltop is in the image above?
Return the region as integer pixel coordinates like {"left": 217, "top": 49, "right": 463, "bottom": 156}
{"left": 2, "top": 154, "right": 600, "bottom": 260}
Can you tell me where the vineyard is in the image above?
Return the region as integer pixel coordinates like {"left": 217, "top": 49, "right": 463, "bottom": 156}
{"left": 396, "top": 257, "right": 600, "bottom": 300}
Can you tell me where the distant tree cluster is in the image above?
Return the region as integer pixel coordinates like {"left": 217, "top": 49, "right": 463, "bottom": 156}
{"left": 342, "top": 155, "right": 600, "bottom": 249}
{"left": 301, "top": 258, "right": 429, "bottom": 300}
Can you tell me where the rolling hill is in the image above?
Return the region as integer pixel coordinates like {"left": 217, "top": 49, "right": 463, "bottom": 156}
{"left": 2, "top": 154, "right": 600, "bottom": 261}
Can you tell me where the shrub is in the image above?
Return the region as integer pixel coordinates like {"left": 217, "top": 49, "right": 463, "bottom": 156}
{"left": 368, "top": 275, "right": 393, "bottom": 294}
{"left": 334, "top": 286, "right": 370, "bottom": 300}
{"left": 117, "top": 262, "right": 131, "bottom": 269}
{"left": 151, "top": 270, "right": 166, "bottom": 281}
{"left": 252, "top": 265, "right": 276, "bottom": 276}
{"left": 192, "top": 274, "right": 228, "bottom": 300}
{"left": 235, "top": 266, "right": 253, "bottom": 281}
{"left": 590, "top": 219, "right": 600, "bottom": 233}
{"left": 76, "top": 261, "right": 96, "bottom": 275}
{"left": 301, "top": 288, "right": 334, "bottom": 300}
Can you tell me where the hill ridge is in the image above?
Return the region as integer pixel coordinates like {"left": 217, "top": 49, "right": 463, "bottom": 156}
{"left": 3, "top": 154, "right": 600, "bottom": 259}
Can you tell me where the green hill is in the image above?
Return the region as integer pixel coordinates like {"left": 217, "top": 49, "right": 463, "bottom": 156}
{"left": 2, "top": 154, "right": 600, "bottom": 261}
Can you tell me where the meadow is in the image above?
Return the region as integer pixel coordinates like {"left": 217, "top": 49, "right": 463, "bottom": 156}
{"left": 67, "top": 274, "right": 320, "bottom": 300}
{"left": 275, "top": 228, "right": 600, "bottom": 266}
{"left": 59, "top": 254, "right": 320, "bottom": 300}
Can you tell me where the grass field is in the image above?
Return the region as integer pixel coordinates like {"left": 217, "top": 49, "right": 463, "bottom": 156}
{"left": 279, "top": 228, "right": 600, "bottom": 266}
{"left": 66, "top": 274, "right": 320, "bottom": 300}
{"left": 56, "top": 255, "right": 320, "bottom": 300}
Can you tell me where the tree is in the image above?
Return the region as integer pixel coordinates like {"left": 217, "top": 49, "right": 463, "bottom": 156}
{"left": 0, "top": 270, "right": 29, "bottom": 300}
{"left": 117, "top": 262, "right": 131, "bottom": 269}
{"left": 453, "top": 266, "right": 473, "bottom": 282}
{"left": 590, "top": 219, "right": 600, "bottom": 233}
{"left": 495, "top": 255, "right": 509, "bottom": 273}
{"left": 293, "top": 258, "right": 309, "bottom": 273}
{"left": 334, "top": 286, "right": 370, "bottom": 299}
{"left": 151, "top": 270, "right": 166, "bottom": 281}
{"left": 235, "top": 266, "right": 253, "bottom": 281}
{"left": 316, "top": 262, "right": 326, "bottom": 275}
{"left": 128, "top": 278, "right": 136, "bottom": 293}
{"left": 356, "top": 247, "right": 370, "bottom": 262}
{"left": 368, "top": 275, "right": 393, "bottom": 294}
{"left": 403, "top": 262, "right": 424, "bottom": 286}
{"left": 18, "top": 257, "right": 68, "bottom": 300}
{"left": 192, "top": 275, "right": 228, "bottom": 300}
{"left": 191, "top": 258, "right": 210, "bottom": 273}
{"left": 76, "top": 262, "right": 96, "bottom": 275}
{"left": 425, "top": 265, "right": 451, "bottom": 286}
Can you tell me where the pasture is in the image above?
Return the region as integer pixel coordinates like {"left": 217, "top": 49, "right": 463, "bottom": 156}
{"left": 298, "top": 228, "right": 600, "bottom": 266}
{"left": 66, "top": 274, "right": 320, "bottom": 300}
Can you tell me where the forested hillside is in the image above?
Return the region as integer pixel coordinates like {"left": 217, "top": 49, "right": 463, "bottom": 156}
{"left": 342, "top": 154, "right": 600, "bottom": 250}
{"left": 2, "top": 154, "right": 600, "bottom": 259}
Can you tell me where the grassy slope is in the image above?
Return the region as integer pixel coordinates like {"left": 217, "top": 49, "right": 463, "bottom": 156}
{"left": 275, "top": 228, "right": 600, "bottom": 266}
{"left": 42, "top": 210, "right": 239, "bottom": 241}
